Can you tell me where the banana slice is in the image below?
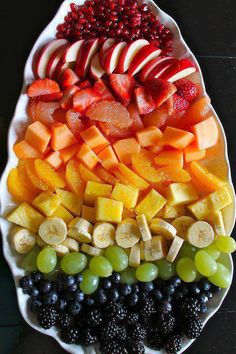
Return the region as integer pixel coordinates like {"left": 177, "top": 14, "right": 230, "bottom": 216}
{"left": 140, "top": 241, "right": 145, "bottom": 261}
{"left": 92, "top": 222, "right": 115, "bottom": 248}
{"left": 166, "top": 236, "right": 184, "bottom": 262}
{"left": 187, "top": 221, "right": 214, "bottom": 248}
{"left": 81, "top": 243, "right": 104, "bottom": 256}
{"left": 115, "top": 218, "right": 141, "bottom": 248}
{"left": 62, "top": 238, "right": 79, "bottom": 252}
{"left": 144, "top": 236, "right": 167, "bottom": 261}
{"left": 213, "top": 211, "right": 226, "bottom": 236}
{"left": 150, "top": 218, "right": 177, "bottom": 240}
{"left": 38, "top": 217, "right": 67, "bottom": 245}
{"left": 172, "top": 216, "right": 195, "bottom": 240}
{"left": 68, "top": 217, "right": 92, "bottom": 243}
{"left": 36, "top": 234, "right": 47, "bottom": 247}
{"left": 52, "top": 244, "right": 69, "bottom": 256}
{"left": 10, "top": 227, "right": 36, "bottom": 254}
{"left": 136, "top": 214, "right": 152, "bottom": 241}
{"left": 129, "top": 244, "right": 141, "bottom": 268}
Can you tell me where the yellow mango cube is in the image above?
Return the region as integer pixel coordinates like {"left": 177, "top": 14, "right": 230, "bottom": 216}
{"left": 209, "top": 186, "right": 232, "bottom": 211}
{"left": 163, "top": 204, "right": 186, "bottom": 219}
{"left": 111, "top": 183, "right": 139, "bottom": 209}
{"left": 84, "top": 181, "right": 112, "bottom": 206}
{"left": 188, "top": 197, "right": 212, "bottom": 220}
{"left": 56, "top": 188, "right": 82, "bottom": 215}
{"left": 135, "top": 189, "right": 166, "bottom": 222}
{"left": 95, "top": 197, "right": 123, "bottom": 223}
{"left": 81, "top": 205, "right": 96, "bottom": 224}
{"left": 33, "top": 192, "right": 62, "bottom": 216}
{"left": 7, "top": 202, "right": 45, "bottom": 233}
{"left": 51, "top": 205, "right": 74, "bottom": 224}
{"left": 167, "top": 183, "right": 198, "bottom": 206}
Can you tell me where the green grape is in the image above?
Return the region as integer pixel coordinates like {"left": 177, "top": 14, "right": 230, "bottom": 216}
{"left": 176, "top": 257, "right": 197, "bottom": 282}
{"left": 208, "top": 263, "right": 231, "bottom": 288}
{"left": 22, "top": 247, "right": 40, "bottom": 271}
{"left": 80, "top": 269, "right": 99, "bottom": 295}
{"left": 178, "top": 242, "right": 198, "bottom": 259}
{"left": 204, "top": 243, "right": 221, "bottom": 260}
{"left": 89, "top": 256, "right": 113, "bottom": 277}
{"left": 195, "top": 250, "right": 217, "bottom": 276}
{"left": 156, "top": 259, "right": 176, "bottom": 280}
{"left": 136, "top": 263, "right": 158, "bottom": 282}
{"left": 104, "top": 245, "right": 128, "bottom": 271}
{"left": 120, "top": 267, "right": 137, "bottom": 285}
{"left": 215, "top": 236, "right": 236, "bottom": 253}
{"left": 37, "top": 247, "right": 57, "bottom": 273}
{"left": 44, "top": 262, "right": 61, "bottom": 280}
{"left": 61, "top": 252, "right": 87, "bottom": 275}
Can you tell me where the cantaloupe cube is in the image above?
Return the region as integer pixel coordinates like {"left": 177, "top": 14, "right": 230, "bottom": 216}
{"left": 209, "top": 186, "right": 232, "bottom": 211}
{"left": 160, "top": 126, "right": 195, "bottom": 149}
{"left": 167, "top": 183, "right": 198, "bottom": 206}
{"left": 51, "top": 123, "right": 78, "bottom": 151}
{"left": 188, "top": 197, "right": 212, "bottom": 220}
{"left": 111, "top": 183, "right": 139, "bottom": 209}
{"left": 7, "top": 202, "right": 45, "bottom": 232}
{"left": 80, "top": 126, "right": 109, "bottom": 153}
{"left": 163, "top": 204, "right": 186, "bottom": 219}
{"left": 95, "top": 197, "right": 123, "bottom": 223}
{"left": 84, "top": 181, "right": 112, "bottom": 206}
{"left": 56, "top": 188, "right": 83, "bottom": 215}
{"left": 77, "top": 143, "right": 99, "bottom": 170}
{"left": 136, "top": 126, "right": 163, "bottom": 147}
{"left": 60, "top": 143, "right": 81, "bottom": 163}
{"left": 135, "top": 189, "right": 166, "bottom": 221}
{"left": 25, "top": 121, "right": 51, "bottom": 153}
{"left": 98, "top": 145, "right": 119, "bottom": 170}
{"left": 45, "top": 151, "right": 63, "bottom": 169}
{"left": 32, "top": 191, "right": 62, "bottom": 216}
{"left": 184, "top": 145, "right": 206, "bottom": 163}
{"left": 191, "top": 116, "right": 219, "bottom": 150}
{"left": 51, "top": 205, "right": 74, "bottom": 224}
{"left": 81, "top": 205, "right": 96, "bottom": 224}
{"left": 113, "top": 138, "right": 141, "bottom": 165}
{"left": 13, "top": 140, "right": 42, "bottom": 159}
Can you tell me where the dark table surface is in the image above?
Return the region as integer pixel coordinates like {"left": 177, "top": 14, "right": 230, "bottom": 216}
{"left": 0, "top": 0, "right": 236, "bottom": 353}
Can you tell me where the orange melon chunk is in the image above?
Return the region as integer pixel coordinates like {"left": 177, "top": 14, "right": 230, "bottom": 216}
{"left": 45, "top": 151, "right": 63, "bottom": 169}
{"left": 135, "top": 126, "right": 163, "bottom": 147}
{"left": 191, "top": 116, "right": 219, "bottom": 150}
{"left": 160, "top": 126, "right": 195, "bottom": 149}
{"left": 118, "top": 163, "right": 149, "bottom": 190}
{"left": 24, "top": 159, "right": 49, "bottom": 191}
{"left": 80, "top": 126, "right": 109, "bottom": 154}
{"left": 65, "top": 159, "right": 85, "bottom": 195}
{"left": 79, "top": 163, "right": 102, "bottom": 183}
{"left": 94, "top": 165, "right": 119, "bottom": 185}
{"left": 131, "top": 150, "right": 161, "bottom": 183}
{"left": 98, "top": 145, "right": 119, "bottom": 170}
{"left": 7, "top": 168, "right": 37, "bottom": 203}
{"left": 184, "top": 145, "right": 206, "bottom": 163}
{"left": 113, "top": 138, "right": 140, "bottom": 165}
{"left": 51, "top": 123, "right": 78, "bottom": 151}
{"left": 77, "top": 143, "right": 99, "bottom": 170}
{"left": 190, "top": 161, "right": 225, "bottom": 192}
{"left": 154, "top": 150, "right": 183, "bottom": 167}
{"left": 60, "top": 143, "right": 81, "bottom": 164}
{"left": 34, "top": 159, "right": 65, "bottom": 189}
{"left": 25, "top": 121, "right": 51, "bottom": 154}
{"left": 13, "top": 140, "right": 42, "bottom": 159}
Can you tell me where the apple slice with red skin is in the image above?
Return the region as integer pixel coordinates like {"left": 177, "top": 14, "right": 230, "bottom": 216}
{"left": 99, "top": 38, "right": 115, "bottom": 61}
{"left": 140, "top": 56, "right": 175, "bottom": 82}
{"left": 90, "top": 52, "right": 105, "bottom": 80}
{"left": 34, "top": 39, "right": 68, "bottom": 78}
{"left": 46, "top": 44, "right": 68, "bottom": 78}
{"left": 147, "top": 58, "right": 178, "bottom": 80}
{"left": 128, "top": 44, "right": 161, "bottom": 76}
{"left": 159, "top": 59, "right": 196, "bottom": 82}
{"left": 116, "top": 39, "right": 149, "bottom": 73}
{"left": 101, "top": 42, "right": 127, "bottom": 74}
{"left": 75, "top": 39, "right": 100, "bottom": 78}
{"left": 63, "top": 39, "right": 84, "bottom": 62}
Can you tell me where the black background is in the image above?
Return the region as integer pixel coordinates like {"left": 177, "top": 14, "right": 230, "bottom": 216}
{"left": 0, "top": 1, "right": 236, "bottom": 353}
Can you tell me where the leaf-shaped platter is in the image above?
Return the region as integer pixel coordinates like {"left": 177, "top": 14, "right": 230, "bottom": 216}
{"left": 0, "top": 0, "right": 235, "bottom": 353}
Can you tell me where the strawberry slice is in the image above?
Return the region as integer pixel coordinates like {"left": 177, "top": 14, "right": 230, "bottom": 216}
{"left": 27, "top": 78, "right": 62, "bottom": 101}
{"left": 174, "top": 79, "right": 199, "bottom": 102}
{"left": 58, "top": 68, "right": 80, "bottom": 89}
{"left": 78, "top": 79, "right": 92, "bottom": 90}
{"left": 167, "top": 93, "right": 190, "bottom": 114}
{"left": 60, "top": 85, "right": 80, "bottom": 110}
{"left": 73, "top": 88, "right": 99, "bottom": 113}
{"left": 93, "top": 79, "right": 114, "bottom": 101}
{"left": 109, "top": 74, "right": 135, "bottom": 106}
{"left": 134, "top": 86, "right": 156, "bottom": 115}
{"left": 146, "top": 79, "right": 177, "bottom": 108}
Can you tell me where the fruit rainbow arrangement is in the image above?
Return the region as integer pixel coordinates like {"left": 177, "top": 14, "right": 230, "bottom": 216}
{"left": 1, "top": 1, "right": 236, "bottom": 353}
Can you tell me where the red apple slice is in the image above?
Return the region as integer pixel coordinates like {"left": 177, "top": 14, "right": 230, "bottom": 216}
{"left": 128, "top": 44, "right": 161, "bottom": 76}
{"left": 159, "top": 59, "right": 196, "bottom": 82}
{"left": 116, "top": 39, "right": 149, "bottom": 73}
{"left": 63, "top": 39, "right": 84, "bottom": 62}
{"left": 46, "top": 44, "right": 68, "bottom": 78}
{"left": 147, "top": 58, "right": 178, "bottom": 80}
{"left": 140, "top": 56, "right": 175, "bottom": 82}
{"left": 34, "top": 39, "right": 68, "bottom": 78}
{"left": 99, "top": 38, "right": 116, "bottom": 60}
{"left": 101, "top": 42, "right": 127, "bottom": 74}
{"left": 75, "top": 39, "right": 100, "bottom": 78}
{"left": 90, "top": 52, "right": 105, "bottom": 80}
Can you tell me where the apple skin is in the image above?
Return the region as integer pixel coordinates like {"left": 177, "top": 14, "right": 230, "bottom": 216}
{"left": 90, "top": 52, "right": 105, "bottom": 80}
{"left": 128, "top": 44, "right": 161, "bottom": 76}
{"left": 116, "top": 39, "right": 149, "bottom": 73}
{"left": 140, "top": 56, "right": 175, "bottom": 82}
{"left": 46, "top": 44, "right": 68, "bottom": 78}
{"left": 147, "top": 58, "right": 178, "bottom": 80}
{"left": 75, "top": 39, "right": 100, "bottom": 78}
{"left": 63, "top": 39, "right": 84, "bottom": 63}
{"left": 159, "top": 59, "right": 196, "bottom": 82}
{"left": 101, "top": 42, "right": 127, "bottom": 74}
{"left": 99, "top": 38, "right": 115, "bottom": 61}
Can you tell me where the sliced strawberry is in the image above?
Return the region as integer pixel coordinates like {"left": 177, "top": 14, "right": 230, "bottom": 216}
{"left": 58, "top": 68, "right": 80, "bottom": 89}
{"left": 146, "top": 79, "right": 177, "bottom": 108}
{"left": 73, "top": 88, "right": 99, "bottom": 113}
{"left": 98, "top": 121, "right": 133, "bottom": 139}
{"left": 78, "top": 79, "right": 92, "bottom": 90}
{"left": 93, "top": 79, "right": 114, "bottom": 101}
{"left": 60, "top": 85, "right": 80, "bottom": 110}
{"left": 109, "top": 74, "right": 135, "bottom": 106}
{"left": 27, "top": 78, "right": 61, "bottom": 101}
{"left": 174, "top": 79, "right": 199, "bottom": 102}
{"left": 167, "top": 93, "right": 190, "bottom": 115}
{"left": 31, "top": 91, "right": 63, "bottom": 102}
{"left": 134, "top": 86, "right": 156, "bottom": 115}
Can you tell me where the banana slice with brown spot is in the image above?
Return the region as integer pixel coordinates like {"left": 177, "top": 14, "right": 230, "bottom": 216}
{"left": 115, "top": 218, "right": 141, "bottom": 248}
{"left": 129, "top": 244, "right": 141, "bottom": 268}
{"left": 62, "top": 238, "right": 79, "bottom": 252}
{"left": 68, "top": 217, "right": 92, "bottom": 243}
{"left": 172, "top": 216, "right": 195, "bottom": 240}
{"left": 38, "top": 217, "right": 67, "bottom": 245}
{"left": 92, "top": 222, "right": 115, "bottom": 248}
{"left": 52, "top": 244, "right": 69, "bottom": 257}
{"left": 136, "top": 214, "right": 152, "bottom": 241}
{"left": 187, "top": 221, "right": 214, "bottom": 248}
{"left": 81, "top": 243, "right": 104, "bottom": 256}
{"left": 10, "top": 227, "right": 36, "bottom": 254}
{"left": 166, "top": 236, "right": 184, "bottom": 262}
{"left": 150, "top": 218, "right": 176, "bottom": 240}
{"left": 144, "top": 236, "right": 168, "bottom": 261}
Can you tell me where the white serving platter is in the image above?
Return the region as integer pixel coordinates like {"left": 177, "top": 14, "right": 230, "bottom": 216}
{"left": 0, "top": 0, "right": 235, "bottom": 353}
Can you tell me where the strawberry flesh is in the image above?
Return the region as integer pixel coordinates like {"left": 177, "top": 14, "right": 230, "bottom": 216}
{"left": 109, "top": 74, "right": 135, "bottom": 106}
{"left": 27, "top": 78, "right": 61, "bottom": 99}
{"left": 73, "top": 88, "right": 99, "bottom": 113}
{"left": 134, "top": 86, "right": 156, "bottom": 115}
{"left": 58, "top": 68, "right": 79, "bottom": 89}
{"left": 167, "top": 93, "right": 190, "bottom": 114}
{"left": 93, "top": 79, "right": 114, "bottom": 101}
{"left": 78, "top": 79, "right": 92, "bottom": 90}
{"left": 175, "top": 79, "right": 199, "bottom": 102}
{"left": 60, "top": 85, "right": 80, "bottom": 110}
{"left": 146, "top": 78, "right": 177, "bottom": 108}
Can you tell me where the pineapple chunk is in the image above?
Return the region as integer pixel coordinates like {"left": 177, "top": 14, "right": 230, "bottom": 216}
{"left": 135, "top": 189, "right": 166, "bottom": 222}
{"left": 33, "top": 192, "right": 62, "bottom": 216}
{"left": 81, "top": 205, "right": 96, "bottom": 224}
{"left": 51, "top": 205, "right": 74, "bottom": 224}
{"left": 95, "top": 197, "right": 123, "bottom": 223}
{"left": 111, "top": 183, "right": 139, "bottom": 209}
{"left": 7, "top": 202, "right": 45, "bottom": 233}
{"left": 56, "top": 188, "right": 82, "bottom": 215}
{"left": 188, "top": 197, "right": 212, "bottom": 220}
{"left": 212, "top": 211, "right": 226, "bottom": 236}
{"left": 84, "top": 181, "right": 112, "bottom": 206}
{"left": 209, "top": 186, "right": 232, "bottom": 211}
{"left": 167, "top": 183, "right": 198, "bottom": 206}
{"left": 163, "top": 204, "right": 186, "bottom": 219}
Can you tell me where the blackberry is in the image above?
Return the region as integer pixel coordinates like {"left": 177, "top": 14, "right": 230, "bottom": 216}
{"left": 87, "top": 308, "right": 103, "bottom": 327}
{"left": 61, "top": 327, "right": 79, "bottom": 344}
{"left": 38, "top": 306, "right": 58, "bottom": 329}
{"left": 147, "top": 329, "right": 163, "bottom": 350}
{"left": 127, "top": 312, "right": 140, "bottom": 325}
{"left": 183, "top": 316, "right": 203, "bottom": 339}
{"left": 130, "top": 341, "right": 145, "bottom": 354}
{"left": 139, "top": 297, "right": 156, "bottom": 319}
{"left": 100, "top": 340, "right": 127, "bottom": 354}
{"left": 101, "top": 321, "right": 120, "bottom": 340}
{"left": 164, "top": 334, "right": 183, "bottom": 354}
{"left": 130, "top": 323, "right": 147, "bottom": 341}
{"left": 116, "top": 325, "right": 127, "bottom": 341}
{"left": 158, "top": 314, "right": 175, "bottom": 335}
{"left": 180, "top": 297, "right": 200, "bottom": 318}
{"left": 105, "top": 301, "right": 127, "bottom": 321}
{"left": 79, "top": 328, "right": 98, "bottom": 346}
{"left": 57, "top": 313, "right": 73, "bottom": 329}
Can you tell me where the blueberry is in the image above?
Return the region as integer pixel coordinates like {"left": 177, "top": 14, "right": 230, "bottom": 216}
{"left": 28, "top": 287, "right": 39, "bottom": 297}
{"left": 200, "top": 303, "right": 208, "bottom": 313}
{"left": 43, "top": 290, "right": 58, "bottom": 306}
{"left": 173, "top": 290, "right": 184, "bottom": 301}
{"left": 127, "top": 293, "right": 139, "bottom": 306}
{"left": 86, "top": 297, "right": 95, "bottom": 306}
{"left": 68, "top": 301, "right": 82, "bottom": 316}
{"left": 74, "top": 274, "right": 83, "bottom": 284}
{"left": 100, "top": 279, "right": 112, "bottom": 290}
{"left": 96, "top": 288, "right": 107, "bottom": 304}
{"left": 110, "top": 272, "right": 121, "bottom": 284}
{"left": 143, "top": 282, "right": 154, "bottom": 293}
{"left": 206, "top": 291, "right": 213, "bottom": 300}
{"left": 120, "top": 284, "right": 132, "bottom": 296}
{"left": 68, "top": 283, "right": 78, "bottom": 293}
{"left": 163, "top": 285, "right": 175, "bottom": 296}
{"left": 189, "top": 283, "right": 201, "bottom": 295}
{"left": 30, "top": 271, "right": 43, "bottom": 283}
{"left": 63, "top": 275, "right": 75, "bottom": 288}
{"left": 198, "top": 293, "right": 208, "bottom": 304}
{"left": 159, "top": 300, "right": 172, "bottom": 314}
{"left": 108, "top": 288, "right": 119, "bottom": 301}
{"left": 56, "top": 298, "right": 67, "bottom": 312}
{"left": 153, "top": 289, "right": 163, "bottom": 301}
{"left": 132, "top": 285, "right": 140, "bottom": 294}
{"left": 38, "top": 280, "right": 52, "bottom": 294}
{"left": 74, "top": 290, "right": 85, "bottom": 303}
{"left": 199, "top": 278, "right": 211, "bottom": 292}
{"left": 169, "top": 276, "right": 181, "bottom": 287}
{"left": 30, "top": 297, "right": 42, "bottom": 312}
{"left": 19, "top": 276, "right": 33, "bottom": 291}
